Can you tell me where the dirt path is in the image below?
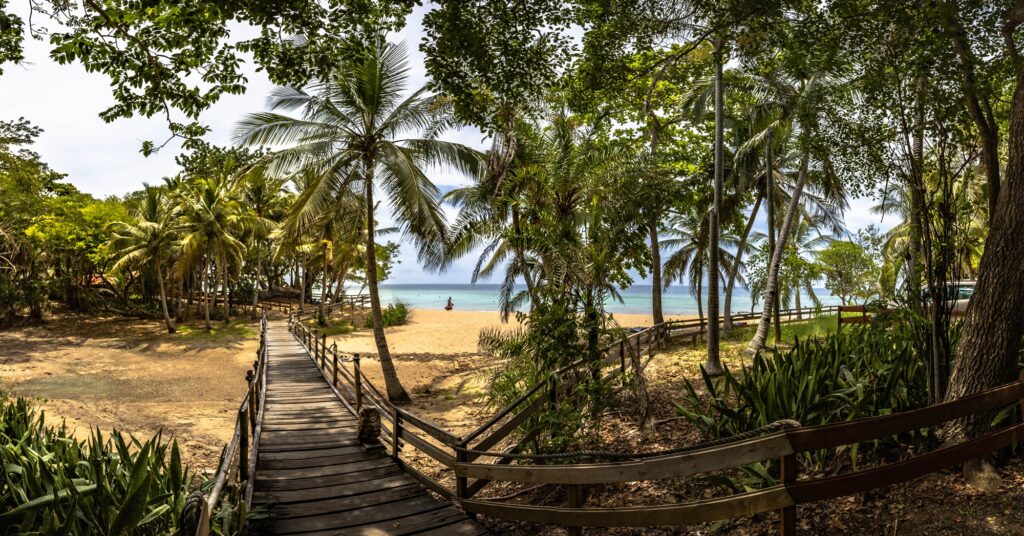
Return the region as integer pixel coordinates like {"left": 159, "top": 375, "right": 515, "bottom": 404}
{"left": 0, "top": 311, "right": 259, "bottom": 473}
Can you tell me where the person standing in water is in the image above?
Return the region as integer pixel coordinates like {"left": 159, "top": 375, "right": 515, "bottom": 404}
{"left": 445, "top": 296, "right": 454, "bottom": 311}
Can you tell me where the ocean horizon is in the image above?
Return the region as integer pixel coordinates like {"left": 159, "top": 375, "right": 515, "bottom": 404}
{"left": 336, "top": 283, "right": 842, "bottom": 315}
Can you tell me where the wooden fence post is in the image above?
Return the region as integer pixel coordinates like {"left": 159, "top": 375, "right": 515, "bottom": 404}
{"left": 567, "top": 484, "right": 583, "bottom": 536}
{"left": 779, "top": 452, "right": 797, "bottom": 536}
{"left": 354, "top": 354, "right": 363, "bottom": 411}
{"left": 239, "top": 407, "right": 249, "bottom": 484}
{"left": 246, "top": 370, "right": 256, "bottom": 432}
{"left": 392, "top": 407, "right": 401, "bottom": 459}
{"left": 320, "top": 334, "right": 327, "bottom": 369}
{"left": 332, "top": 350, "right": 339, "bottom": 387}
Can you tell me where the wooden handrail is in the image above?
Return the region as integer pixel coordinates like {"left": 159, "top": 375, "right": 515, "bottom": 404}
{"left": 284, "top": 303, "right": 1024, "bottom": 536}
{"left": 196, "top": 310, "right": 270, "bottom": 534}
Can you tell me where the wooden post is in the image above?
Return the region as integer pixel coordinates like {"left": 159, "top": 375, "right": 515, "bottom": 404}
{"left": 354, "top": 354, "right": 363, "bottom": 411}
{"left": 332, "top": 351, "right": 339, "bottom": 387}
{"left": 456, "top": 442, "right": 469, "bottom": 502}
{"left": 246, "top": 371, "right": 256, "bottom": 432}
{"left": 239, "top": 407, "right": 249, "bottom": 484}
{"left": 648, "top": 331, "right": 654, "bottom": 359}
{"left": 567, "top": 484, "right": 583, "bottom": 536}
{"left": 320, "top": 334, "right": 327, "bottom": 369}
{"left": 779, "top": 452, "right": 797, "bottom": 535}
{"left": 391, "top": 406, "right": 401, "bottom": 459}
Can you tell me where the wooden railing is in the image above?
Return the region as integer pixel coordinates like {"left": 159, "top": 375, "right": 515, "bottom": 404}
{"left": 284, "top": 304, "right": 1024, "bottom": 534}
{"left": 188, "top": 311, "right": 270, "bottom": 534}
{"left": 288, "top": 305, "right": 1024, "bottom": 536}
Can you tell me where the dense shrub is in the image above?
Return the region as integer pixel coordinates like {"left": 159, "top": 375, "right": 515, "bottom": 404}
{"left": 676, "top": 310, "right": 930, "bottom": 472}
{"left": 364, "top": 301, "right": 409, "bottom": 328}
{"left": 0, "top": 392, "right": 245, "bottom": 534}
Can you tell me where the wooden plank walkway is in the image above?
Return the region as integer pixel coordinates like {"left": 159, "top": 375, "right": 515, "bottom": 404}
{"left": 252, "top": 321, "right": 486, "bottom": 535}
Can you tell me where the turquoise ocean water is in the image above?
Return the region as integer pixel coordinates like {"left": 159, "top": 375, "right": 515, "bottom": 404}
{"left": 345, "top": 284, "right": 841, "bottom": 315}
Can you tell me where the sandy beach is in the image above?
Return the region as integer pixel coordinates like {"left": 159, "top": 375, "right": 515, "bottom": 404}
{"left": 331, "top": 308, "right": 699, "bottom": 437}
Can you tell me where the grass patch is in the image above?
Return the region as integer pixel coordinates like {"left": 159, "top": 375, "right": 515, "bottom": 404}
{"left": 724, "top": 313, "right": 836, "bottom": 346}
{"left": 176, "top": 319, "right": 256, "bottom": 340}
{"left": 306, "top": 319, "right": 358, "bottom": 336}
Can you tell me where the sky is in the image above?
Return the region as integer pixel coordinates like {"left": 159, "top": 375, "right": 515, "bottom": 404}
{"left": 2, "top": 4, "right": 890, "bottom": 285}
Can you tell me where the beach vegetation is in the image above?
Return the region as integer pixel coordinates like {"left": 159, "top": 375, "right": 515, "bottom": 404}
{"left": 0, "top": 390, "right": 249, "bottom": 535}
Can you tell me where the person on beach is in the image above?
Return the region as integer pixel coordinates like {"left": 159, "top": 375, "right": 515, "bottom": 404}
{"left": 445, "top": 296, "right": 454, "bottom": 311}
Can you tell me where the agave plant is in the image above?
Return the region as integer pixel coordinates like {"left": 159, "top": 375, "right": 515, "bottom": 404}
{"left": 0, "top": 392, "right": 248, "bottom": 535}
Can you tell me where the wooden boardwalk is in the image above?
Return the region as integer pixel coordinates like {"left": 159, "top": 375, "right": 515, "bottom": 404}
{"left": 252, "top": 321, "right": 486, "bottom": 535}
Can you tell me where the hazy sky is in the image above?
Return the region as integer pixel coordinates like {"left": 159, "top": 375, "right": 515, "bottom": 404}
{"left": 2, "top": 4, "right": 889, "bottom": 285}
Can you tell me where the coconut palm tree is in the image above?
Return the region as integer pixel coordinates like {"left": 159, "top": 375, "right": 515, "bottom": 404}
{"left": 177, "top": 177, "right": 270, "bottom": 330}
{"left": 662, "top": 208, "right": 743, "bottom": 337}
{"left": 234, "top": 40, "right": 485, "bottom": 403}
{"left": 743, "top": 60, "right": 851, "bottom": 356}
{"left": 108, "top": 186, "right": 179, "bottom": 333}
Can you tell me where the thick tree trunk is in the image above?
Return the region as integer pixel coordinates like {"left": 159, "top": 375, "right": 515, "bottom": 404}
{"left": 365, "top": 160, "right": 411, "bottom": 404}
{"left": 747, "top": 146, "right": 810, "bottom": 356}
{"left": 705, "top": 36, "right": 725, "bottom": 376}
{"left": 156, "top": 263, "right": 175, "bottom": 334}
{"left": 649, "top": 220, "right": 665, "bottom": 326}
{"left": 724, "top": 194, "right": 762, "bottom": 333}
{"left": 942, "top": 62, "right": 1024, "bottom": 440}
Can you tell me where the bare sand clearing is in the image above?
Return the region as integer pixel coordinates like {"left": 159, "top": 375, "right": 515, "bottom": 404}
{"left": 0, "top": 307, "right": 691, "bottom": 473}
{"left": 0, "top": 312, "right": 257, "bottom": 472}
{"left": 333, "top": 309, "right": 697, "bottom": 437}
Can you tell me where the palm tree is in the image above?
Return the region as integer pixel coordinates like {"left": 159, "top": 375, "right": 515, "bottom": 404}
{"left": 662, "top": 208, "right": 742, "bottom": 338}
{"left": 234, "top": 40, "right": 485, "bottom": 403}
{"left": 177, "top": 177, "right": 269, "bottom": 330}
{"left": 108, "top": 186, "right": 179, "bottom": 333}
{"left": 744, "top": 61, "right": 850, "bottom": 356}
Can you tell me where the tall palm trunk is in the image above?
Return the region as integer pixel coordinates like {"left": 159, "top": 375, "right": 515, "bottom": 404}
{"left": 705, "top": 35, "right": 725, "bottom": 376}
{"left": 649, "top": 220, "right": 665, "bottom": 326}
{"left": 365, "top": 159, "right": 411, "bottom": 403}
{"left": 156, "top": 263, "right": 175, "bottom": 334}
{"left": 696, "top": 278, "right": 704, "bottom": 342}
{"left": 724, "top": 193, "right": 762, "bottom": 333}
{"left": 221, "top": 254, "right": 230, "bottom": 325}
{"left": 319, "top": 241, "right": 329, "bottom": 326}
{"left": 765, "top": 131, "right": 782, "bottom": 342}
{"left": 298, "top": 257, "right": 306, "bottom": 311}
{"left": 202, "top": 261, "right": 212, "bottom": 331}
{"left": 748, "top": 145, "right": 810, "bottom": 355}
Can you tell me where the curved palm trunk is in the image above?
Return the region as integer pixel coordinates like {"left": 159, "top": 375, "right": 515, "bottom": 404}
{"left": 765, "top": 133, "right": 782, "bottom": 343}
{"left": 649, "top": 220, "right": 665, "bottom": 326}
{"left": 747, "top": 146, "right": 810, "bottom": 355}
{"left": 365, "top": 160, "right": 411, "bottom": 403}
{"left": 156, "top": 263, "right": 175, "bottom": 334}
{"left": 706, "top": 36, "right": 725, "bottom": 376}
{"left": 724, "top": 194, "right": 762, "bottom": 333}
